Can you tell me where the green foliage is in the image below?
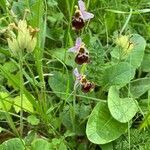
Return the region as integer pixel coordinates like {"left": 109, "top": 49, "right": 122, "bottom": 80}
{"left": 27, "top": 115, "right": 39, "bottom": 126}
{"left": 87, "top": 36, "right": 105, "bottom": 85}
{"left": 86, "top": 102, "right": 127, "bottom": 144}
{"left": 0, "top": 138, "right": 24, "bottom": 150}
{"left": 141, "top": 53, "right": 150, "bottom": 72}
{"left": 49, "top": 138, "right": 67, "bottom": 150}
{"left": 101, "top": 62, "right": 135, "bottom": 88}
{"left": 48, "top": 71, "right": 73, "bottom": 100}
{"left": 115, "top": 129, "right": 150, "bottom": 150}
{"left": 52, "top": 48, "right": 75, "bottom": 67}
{"left": 130, "top": 78, "right": 150, "bottom": 98}
{"left": 31, "top": 139, "right": 50, "bottom": 150}
{"left": 0, "top": 92, "right": 13, "bottom": 111}
{"left": 108, "top": 86, "right": 138, "bottom": 123}
{"left": 111, "top": 34, "right": 146, "bottom": 68}
{"left": 0, "top": 0, "right": 150, "bottom": 149}
{"left": 13, "top": 95, "right": 34, "bottom": 113}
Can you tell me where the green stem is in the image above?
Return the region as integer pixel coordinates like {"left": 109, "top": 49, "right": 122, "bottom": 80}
{"left": 128, "top": 122, "right": 131, "bottom": 150}
{"left": 19, "top": 52, "right": 24, "bottom": 137}
{"left": 72, "top": 85, "right": 77, "bottom": 132}
{"left": 120, "top": 8, "right": 132, "bottom": 35}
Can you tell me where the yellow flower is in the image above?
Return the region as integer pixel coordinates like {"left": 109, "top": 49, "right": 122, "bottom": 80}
{"left": 7, "top": 19, "right": 38, "bottom": 56}
{"left": 7, "top": 37, "right": 19, "bottom": 56}
{"left": 115, "top": 35, "right": 134, "bottom": 55}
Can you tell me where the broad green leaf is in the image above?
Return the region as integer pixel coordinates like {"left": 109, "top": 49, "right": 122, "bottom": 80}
{"left": 108, "top": 86, "right": 138, "bottom": 123}
{"left": 102, "top": 62, "right": 135, "bottom": 88}
{"left": 141, "top": 53, "right": 150, "bottom": 72}
{"left": 48, "top": 71, "right": 73, "bottom": 100}
{"left": 31, "top": 139, "right": 50, "bottom": 150}
{"left": 52, "top": 48, "right": 75, "bottom": 67}
{"left": 126, "top": 34, "right": 146, "bottom": 68}
{"left": 111, "top": 34, "right": 146, "bottom": 68}
{"left": 0, "top": 92, "right": 13, "bottom": 111}
{"left": 0, "top": 138, "right": 24, "bottom": 150}
{"left": 13, "top": 95, "right": 34, "bottom": 113}
{"left": 27, "top": 115, "right": 40, "bottom": 125}
{"left": 130, "top": 78, "right": 150, "bottom": 98}
{"left": 86, "top": 102, "right": 127, "bottom": 144}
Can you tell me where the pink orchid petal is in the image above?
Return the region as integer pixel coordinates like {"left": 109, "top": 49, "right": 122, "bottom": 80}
{"left": 68, "top": 47, "right": 77, "bottom": 53}
{"left": 75, "top": 37, "right": 82, "bottom": 48}
{"left": 78, "top": 0, "right": 86, "bottom": 11}
{"left": 73, "top": 68, "right": 81, "bottom": 80}
{"left": 81, "top": 11, "right": 94, "bottom": 21}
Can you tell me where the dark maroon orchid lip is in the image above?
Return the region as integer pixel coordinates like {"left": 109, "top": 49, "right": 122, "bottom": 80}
{"left": 72, "top": 16, "right": 85, "bottom": 30}
{"left": 81, "top": 82, "right": 95, "bottom": 93}
{"left": 75, "top": 53, "right": 90, "bottom": 65}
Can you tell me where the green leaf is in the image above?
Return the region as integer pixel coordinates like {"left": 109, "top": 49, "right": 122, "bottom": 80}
{"left": 13, "top": 95, "right": 34, "bottom": 113}
{"left": 3, "top": 61, "right": 18, "bottom": 73}
{"left": 0, "top": 92, "right": 13, "bottom": 111}
{"left": 52, "top": 48, "right": 75, "bottom": 67}
{"left": 102, "top": 62, "right": 135, "bottom": 88}
{"left": 0, "top": 138, "right": 24, "bottom": 150}
{"left": 0, "top": 0, "right": 6, "bottom": 11}
{"left": 49, "top": 138, "right": 67, "bottom": 150}
{"left": 0, "top": 48, "right": 10, "bottom": 57}
{"left": 141, "top": 53, "right": 150, "bottom": 72}
{"left": 126, "top": 34, "right": 146, "bottom": 68}
{"left": 47, "top": 0, "right": 58, "bottom": 7}
{"left": 108, "top": 86, "right": 138, "bottom": 123}
{"left": 31, "top": 139, "right": 50, "bottom": 150}
{"left": 130, "top": 78, "right": 150, "bottom": 98}
{"left": 24, "top": 131, "right": 37, "bottom": 146}
{"left": 48, "top": 71, "right": 73, "bottom": 100}
{"left": 0, "top": 65, "right": 37, "bottom": 108}
{"left": 27, "top": 115, "right": 40, "bottom": 125}
{"left": 86, "top": 102, "right": 127, "bottom": 144}
{"left": 111, "top": 34, "right": 146, "bottom": 68}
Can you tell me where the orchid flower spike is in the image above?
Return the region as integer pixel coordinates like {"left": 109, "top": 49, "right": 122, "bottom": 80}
{"left": 78, "top": 0, "right": 94, "bottom": 21}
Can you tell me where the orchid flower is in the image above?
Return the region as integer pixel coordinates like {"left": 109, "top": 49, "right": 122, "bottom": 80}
{"left": 73, "top": 68, "right": 83, "bottom": 88}
{"left": 68, "top": 37, "right": 82, "bottom": 53}
{"left": 74, "top": 68, "right": 82, "bottom": 81}
{"left": 78, "top": 0, "right": 94, "bottom": 21}
{"left": 73, "top": 68, "right": 95, "bottom": 93}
